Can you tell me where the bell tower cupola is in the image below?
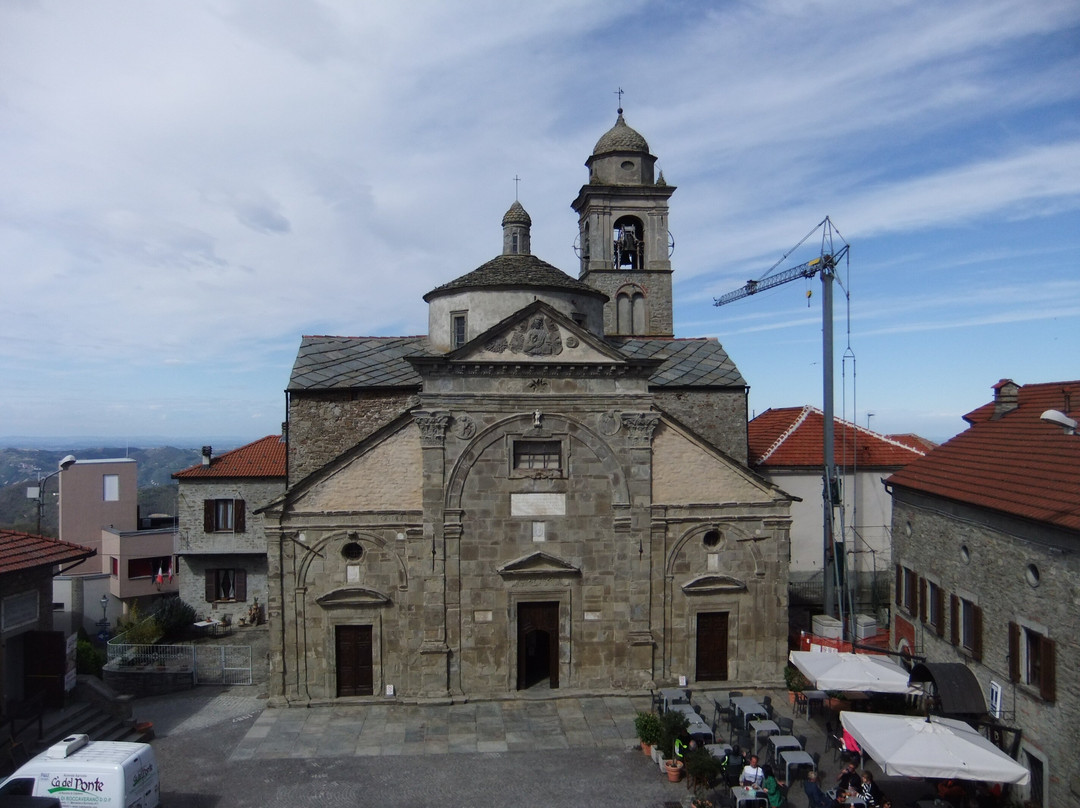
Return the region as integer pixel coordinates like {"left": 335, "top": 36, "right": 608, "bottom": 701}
{"left": 572, "top": 107, "right": 676, "bottom": 337}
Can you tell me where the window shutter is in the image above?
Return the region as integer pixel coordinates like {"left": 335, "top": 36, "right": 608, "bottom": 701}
{"left": 935, "top": 586, "right": 945, "bottom": 637}
{"left": 894, "top": 565, "right": 902, "bottom": 607}
{"left": 235, "top": 569, "right": 247, "bottom": 601}
{"left": 950, "top": 595, "right": 959, "bottom": 646}
{"left": 204, "top": 501, "right": 214, "bottom": 533}
{"left": 205, "top": 571, "right": 217, "bottom": 603}
{"left": 1039, "top": 637, "right": 1056, "bottom": 701}
{"left": 972, "top": 605, "right": 983, "bottom": 661}
{"left": 918, "top": 578, "right": 927, "bottom": 623}
{"left": 1008, "top": 622, "right": 1020, "bottom": 682}
{"left": 235, "top": 500, "right": 246, "bottom": 533}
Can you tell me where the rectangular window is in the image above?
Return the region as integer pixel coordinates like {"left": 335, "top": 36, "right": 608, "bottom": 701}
{"left": 111, "top": 557, "right": 119, "bottom": 576}
{"left": 103, "top": 474, "right": 119, "bottom": 501}
{"left": 127, "top": 556, "right": 172, "bottom": 580}
{"left": 950, "top": 595, "right": 982, "bottom": 660}
{"left": 1011, "top": 622, "right": 1056, "bottom": 701}
{"left": 895, "top": 565, "right": 918, "bottom": 615}
{"left": 451, "top": 312, "right": 467, "bottom": 349}
{"left": 205, "top": 568, "right": 247, "bottom": 602}
{"left": 513, "top": 440, "right": 561, "bottom": 471}
{"left": 921, "top": 579, "right": 944, "bottom": 636}
{"left": 203, "top": 499, "right": 246, "bottom": 533}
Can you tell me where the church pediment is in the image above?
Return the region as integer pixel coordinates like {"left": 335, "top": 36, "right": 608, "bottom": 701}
{"left": 497, "top": 551, "right": 582, "bottom": 578}
{"left": 456, "top": 301, "right": 627, "bottom": 364}
{"left": 315, "top": 587, "right": 391, "bottom": 608}
{"left": 680, "top": 575, "right": 747, "bottom": 595}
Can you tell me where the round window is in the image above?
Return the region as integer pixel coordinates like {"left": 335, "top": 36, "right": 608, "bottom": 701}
{"left": 1026, "top": 564, "right": 1040, "bottom": 587}
{"left": 341, "top": 541, "right": 364, "bottom": 561}
{"left": 621, "top": 160, "right": 635, "bottom": 170}
{"left": 703, "top": 529, "right": 721, "bottom": 548}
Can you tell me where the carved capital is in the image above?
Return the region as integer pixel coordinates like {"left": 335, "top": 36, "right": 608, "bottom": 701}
{"left": 621, "top": 412, "right": 660, "bottom": 446}
{"left": 414, "top": 411, "right": 450, "bottom": 447}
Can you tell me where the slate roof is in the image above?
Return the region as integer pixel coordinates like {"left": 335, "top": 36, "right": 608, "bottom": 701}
{"left": 423, "top": 254, "right": 605, "bottom": 301}
{"left": 886, "top": 379, "right": 1080, "bottom": 532}
{"left": 0, "top": 530, "right": 96, "bottom": 576}
{"left": 173, "top": 434, "right": 287, "bottom": 479}
{"left": 501, "top": 200, "right": 531, "bottom": 226}
{"left": 749, "top": 406, "right": 927, "bottom": 468}
{"left": 593, "top": 113, "right": 650, "bottom": 155}
{"left": 290, "top": 335, "right": 744, "bottom": 391}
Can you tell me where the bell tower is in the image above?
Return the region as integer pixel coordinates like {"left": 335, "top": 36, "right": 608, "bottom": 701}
{"left": 572, "top": 108, "right": 676, "bottom": 337}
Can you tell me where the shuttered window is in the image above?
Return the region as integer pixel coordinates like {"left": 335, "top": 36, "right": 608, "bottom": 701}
{"left": 1011, "top": 621, "right": 1056, "bottom": 701}
{"left": 204, "top": 568, "right": 247, "bottom": 602}
{"left": 203, "top": 499, "right": 246, "bottom": 533}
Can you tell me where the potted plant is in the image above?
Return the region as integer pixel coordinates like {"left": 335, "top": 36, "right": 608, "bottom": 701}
{"left": 657, "top": 710, "right": 689, "bottom": 781}
{"left": 684, "top": 745, "right": 722, "bottom": 803}
{"left": 634, "top": 711, "right": 662, "bottom": 756}
{"left": 784, "top": 663, "right": 810, "bottom": 704}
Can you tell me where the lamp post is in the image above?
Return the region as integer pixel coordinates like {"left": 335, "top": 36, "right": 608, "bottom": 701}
{"left": 99, "top": 594, "right": 109, "bottom": 641}
{"left": 28, "top": 454, "right": 76, "bottom": 535}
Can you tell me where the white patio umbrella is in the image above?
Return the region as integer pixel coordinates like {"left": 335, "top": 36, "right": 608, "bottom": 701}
{"left": 789, "top": 650, "right": 915, "bottom": 693}
{"left": 841, "top": 711, "right": 1030, "bottom": 784}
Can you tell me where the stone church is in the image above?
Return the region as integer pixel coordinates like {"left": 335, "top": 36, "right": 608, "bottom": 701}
{"left": 262, "top": 112, "right": 793, "bottom": 705}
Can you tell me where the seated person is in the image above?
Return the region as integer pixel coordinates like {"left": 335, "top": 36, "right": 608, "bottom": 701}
{"left": 936, "top": 778, "right": 966, "bottom": 806}
{"left": 859, "top": 771, "right": 886, "bottom": 807}
{"left": 740, "top": 754, "right": 764, "bottom": 789}
{"left": 803, "top": 770, "right": 836, "bottom": 808}
{"left": 761, "top": 764, "right": 786, "bottom": 808}
{"left": 835, "top": 757, "right": 862, "bottom": 798}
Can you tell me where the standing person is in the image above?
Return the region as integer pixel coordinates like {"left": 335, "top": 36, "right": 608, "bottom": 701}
{"left": 761, "top": 764, "right": 786, "bottom": 807}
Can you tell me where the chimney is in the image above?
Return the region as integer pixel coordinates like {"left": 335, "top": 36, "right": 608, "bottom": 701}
{"left": 281, "top": 421, "right": 288, "bottom": 443}
{"left": 201, "top": 446, "right": 213, "bottom": 466}
{"left": 991, "top": 379, "right": 1019, "bottom": 420}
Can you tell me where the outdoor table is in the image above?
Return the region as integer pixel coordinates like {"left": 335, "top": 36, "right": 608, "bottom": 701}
{"left": 705, "top": 742, "right": 731, "bottom": 760}
{"left": 660, "top": 687, "right": 690, "bottom": 711}
{"left": 730, "top": 696, "right": 767, "bottom": 729}
{"left": 768, "top": 734, "right": 801, "bottom": 764}
{"left": 669, "top": 704, "right": 714, "bottom": 743}
{"left": 748, "top": 719, "right": 779, "bottom": 755}
{"left": 795, "top": 689, "right": 826, "bottom": 718}
{"left": 780, "top": 748, "right": 815, "bottom": 784}
{"left": 730, "top": 786, "right": 767, "bottom": 807}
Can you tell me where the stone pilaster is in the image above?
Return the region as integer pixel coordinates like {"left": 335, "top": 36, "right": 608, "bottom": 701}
{"left": 414, "top": 410, "right": 451, "bottom": 699}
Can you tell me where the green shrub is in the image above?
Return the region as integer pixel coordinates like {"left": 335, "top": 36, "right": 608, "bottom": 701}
{"left": 634, "top": 711, "right": 662, "bottom": 746}
{"left": 155, "top": 597, "right": 198, "bottom": 639}
{"left": 657, "top": 708, "right": 689, "bottom": 759}
{"left": 76, "top": 639, "right": 106, "bottom": 677}
{"left": 115, "top": 603, "right": 161, "bottom": 645}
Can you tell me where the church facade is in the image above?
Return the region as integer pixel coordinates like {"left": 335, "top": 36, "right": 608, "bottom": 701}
{"left": 263, "top": 113, "right": 792, "bottom": 704}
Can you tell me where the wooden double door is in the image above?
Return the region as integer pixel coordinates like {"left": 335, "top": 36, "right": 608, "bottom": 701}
{"left": 695, "top": 611, "right": 729, "bottom": 682}
{"left": 335, "top": 625, "right": 373, "bottom": 697}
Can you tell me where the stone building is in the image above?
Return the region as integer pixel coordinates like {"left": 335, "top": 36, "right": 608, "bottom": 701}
{"left": 887, "top": 379, "right": 1080, "bottom": 808}
{"left": 263, "top": 113, "right": 793, "bottom": 704}
{"left": 173, "top": 436, "right": 286, "bottom": 626}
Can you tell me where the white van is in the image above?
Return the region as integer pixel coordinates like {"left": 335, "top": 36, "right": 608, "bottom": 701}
{"left": 0, "top": 734, "right": 159, "bottom": 808}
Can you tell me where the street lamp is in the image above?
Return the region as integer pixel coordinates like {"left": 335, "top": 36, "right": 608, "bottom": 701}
{"left": 1041, "top": 409, "right": 1077, "bottom": 435}
{"left": 27, "top": 454, "right": 76, "bottom": 535}
{"left": 99, "top": 594, "right": 110, "bottom": 641}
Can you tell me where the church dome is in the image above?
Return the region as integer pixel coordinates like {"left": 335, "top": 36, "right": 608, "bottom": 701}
{"left": 501, "top": 200, "right": 532, "bottom": 227}
{"left": 592, "top": 112, "right": 650, "bottom": 156}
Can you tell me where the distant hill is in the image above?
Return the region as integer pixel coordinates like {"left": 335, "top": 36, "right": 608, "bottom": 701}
{"left": 0, "top": 446, "right": 203, "bottom": 536}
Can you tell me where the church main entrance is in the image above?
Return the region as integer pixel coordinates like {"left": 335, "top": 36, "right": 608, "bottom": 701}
{"left": 516, "top": 602, "right": 559, "bottom": 690}
{"left": 335, "top": 625, "right": 373, "bottom": 697}
{"left": 695, "top": 611, "right": 729, "bottom": 681}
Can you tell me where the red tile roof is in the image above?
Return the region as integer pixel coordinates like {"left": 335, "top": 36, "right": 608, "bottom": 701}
{"left": 886, "top": 379, "right": 1080, "bottom": 532}
{"left": 173, "top": 435, "right": 286, "bottom": 479}
{"left": 749, "top": 406, "right": 927, "bottom": 468}
{"left": 0, "top": 530, "right": 96, "bottom": 576}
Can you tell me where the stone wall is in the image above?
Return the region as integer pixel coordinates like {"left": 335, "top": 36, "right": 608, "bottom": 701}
{"left": 654, "top": 389, "right": 747, "bottom": 463}
{"left": 892, "top": 491, "right": 1080, "bottom": 807}
{"left": 288, "top": 390, "right": 419, "bottom": 484}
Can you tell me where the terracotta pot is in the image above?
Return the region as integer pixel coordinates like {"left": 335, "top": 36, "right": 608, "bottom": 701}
{"left": 664, "top": 760, "right": 683, "bottom": 782}
{"left": 641, "top": 742, "right": 652, "bottom": 756}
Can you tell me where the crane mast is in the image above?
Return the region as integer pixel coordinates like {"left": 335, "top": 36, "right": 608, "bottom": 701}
{"left": 714, "top": 218, "right": 850, "bottom": 626}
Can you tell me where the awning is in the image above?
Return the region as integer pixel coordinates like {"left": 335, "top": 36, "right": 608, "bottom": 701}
{"left": 789, "top": 650, "right": 916, "bottom": 694}
{"left": 907, "top": 662, "right": 987, "bottom": 715}
{"left": 841, "top": 711, "right": 1029, "bottom": 784}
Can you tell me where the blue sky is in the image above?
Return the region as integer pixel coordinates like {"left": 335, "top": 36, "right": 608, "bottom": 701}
{"left": 2, "top": 0, "right": 1078, "bottom": 446}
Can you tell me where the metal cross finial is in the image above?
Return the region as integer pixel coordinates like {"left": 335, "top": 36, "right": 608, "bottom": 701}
{"left": 614, "top": 86, "right": 624, "bottom": 113}
{"left": 513, "top": 174, "right": 521, "bottom": 200}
